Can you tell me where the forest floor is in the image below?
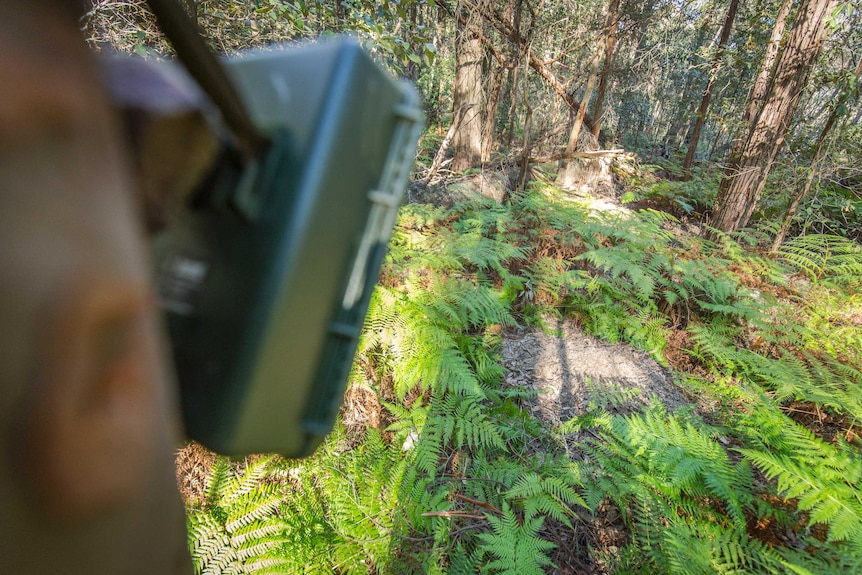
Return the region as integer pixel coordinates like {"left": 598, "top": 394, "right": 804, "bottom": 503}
{"left": 501, "top": 320, "right": 690, "bottom": 574}
{"left": 176, "top": 162, "right": 861, "bottom": 573}
{"left": 175, "top": 166, "right": 688, "bottom": 566}
{"left": 501, "top": 319, "right": 689, "bottom": 431}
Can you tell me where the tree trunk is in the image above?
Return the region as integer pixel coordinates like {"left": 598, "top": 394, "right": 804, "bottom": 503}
{"left": 505, "top": 64, "right": 520, "bottom": 147}
{"left": 504, "top": 0, "right": 524, "bottom": 148}
{"left": 558, "top": 0, "right": 618, "bottom": 187}
{"left": 682, "top": 0, "right": 740, "bottom": 175}
{"left": 556, "top": 58, "right": 600, "bottom": 187}
{"left": 590, "top": 0, "right": 621, "bottom": 141}
{"left": 771, "top": 53, "right": 862, "bottom": 250}
{"left": 481, "top": 60, "right": 506, "bottom": 163}
{"left": 425, "top": 104, "right": 475, "bottom": 184}
{"left": 451, "top": 2, "right": 484, "bottom": 173}
{"left": 517, "top": 55, "right": 533, "bottom": 193}
{"left": 744, "top": 0, "right": 795, "bottom": 125}
{"left": 711, "top": 0, "right": 838, "bottom": 234}
{"left": 183, "top": 0, "right": 197, "bottom": 23}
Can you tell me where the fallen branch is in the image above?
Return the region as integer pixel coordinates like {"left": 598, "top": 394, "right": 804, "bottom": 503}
{"left": 452, "top": 493, "right": 503, "bottom": 514}
{"left": 421, "top": 511, "right": 487, "bottom": 520}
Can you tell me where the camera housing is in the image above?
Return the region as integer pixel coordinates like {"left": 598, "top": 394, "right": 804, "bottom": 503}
{"left": 152, "top": 38, "right": 423, "bottom": 457}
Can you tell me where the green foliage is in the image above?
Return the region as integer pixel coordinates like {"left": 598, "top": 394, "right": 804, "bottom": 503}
{"left": 475, "top": 503, "right": 557, "bottom": 575}
{"left": 623, "top": 172, "right": 720, "bottom": 218}
{"left": 575, "top": 404, "right": 786, "bottom": 574}
{"left": 794, "top": 183, "right": 862, "bottom": 242}
{"left": 506, "top": 469, "right": 588, "bottom": 527}
{"left": 187, "top": 457, "right": 291, "bottom": 574}
{"left": 185, "top": 182, "right": 862, "bottom": 574}
{"left": 740, "top": 421, "right": 862, "bottom": 552}
{"left": 777, "top": 233, "right": 862, "bottom": 285}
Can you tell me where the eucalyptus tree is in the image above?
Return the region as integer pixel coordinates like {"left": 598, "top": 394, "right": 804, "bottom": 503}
{"left": 451, "top": 0, "right": 485, "bottom": 172}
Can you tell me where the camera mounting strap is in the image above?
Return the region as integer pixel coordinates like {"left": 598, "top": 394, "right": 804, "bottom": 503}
{"left": 144, "top": 0, "right": 269, "bottom": 160}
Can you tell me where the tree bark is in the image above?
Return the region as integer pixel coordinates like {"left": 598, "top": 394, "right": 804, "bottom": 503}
{"left": 744, "top": 0, "right": 795, "bottom": 125}
{"left": 712, "top": 0, "right": 838, "bottom": 234}
{"left": 425, "top": 103, "right": 476, "bottom": 184}
{"left": 505, "top": 64, "right": 520, "bottom": 147}
{"left": 771, "top": 53, "right": 862, "bottom": 250}
{"left": 504, "top": 0, "right": 524, "bottom": 148}
{"left": 590, "top": 0, "right": 621, "bottom": 140}
{"left": 682, "top": 0, "right": 740, "bottom": 175}
{"left": 451, "top": 2, "right": 484, "bottom": 172}
{"left": 517, "top": 53, "right": 533, "bottom": 192}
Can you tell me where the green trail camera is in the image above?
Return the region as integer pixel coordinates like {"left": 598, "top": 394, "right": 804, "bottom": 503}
{"left": 152, "top": 39, "right": 423, "bottom": 457}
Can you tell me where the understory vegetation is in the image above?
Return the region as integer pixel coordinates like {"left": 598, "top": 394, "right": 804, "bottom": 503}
{"left": 184, "top": 171, "right": 862, "bottom": 574}
{"left": 82, "top": 1, "right": 862, "bottom": 572}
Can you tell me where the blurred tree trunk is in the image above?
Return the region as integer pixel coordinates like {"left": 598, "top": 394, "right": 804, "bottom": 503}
{"left": 712, "top": 0, "right": 838, "bottom": 233}
{"left": 682, "top": 0, "right": 739, "bottom": 175}
{"left": 451, "top": 1, "right": 484, "bottom": 173}
{"left": 183, "top": 0, "right": 197, "bottom": 23}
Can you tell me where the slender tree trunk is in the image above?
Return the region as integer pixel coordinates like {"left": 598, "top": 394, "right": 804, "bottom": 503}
{"left": 590, "top": 0, "right": 621, "bottom": 141}
{"left": 404, "top": 2, "right": 421, "bottom": 82}
{"left": 517, "top": 54, "right": 533, "bottom": 192}
{"left": 556, "top": 57, "right": 600, "bottom": 187}
{"left": 482, "top": 61, "right": 506, "bottom": 163}
{"left": 771, "top": 54, "right": 862, "bottom": 250}
{"left": 505, "top": 65, "right": 520, "bottom": 147}
{"left": 505, "top": 0, "right": 524, "bottom": 148}
{"left": 451, "top": 2, "right": 484, "bottom": 172}
{"left": 558, "top": 0, "right": 619, "bottom": 187}
{"left": 712, "top": 0, "right": 838, "bottom": 233}
{"left": 683, "top": 0, "right": 740, "bottom": 175}
{"left": 426, "top": 104, "right": 476, "bottom": 184}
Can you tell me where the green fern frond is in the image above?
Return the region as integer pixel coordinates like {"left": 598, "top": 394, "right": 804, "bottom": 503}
{"left": 660, "top": 520, "right": 783, "bottom": 575}
{"left": 506, "top": 471, "right": 588, "bottom": 527}
{"left": 476, "top": 502, "right": 557, "bottom": 575}
{"left": 778, "top": 234, "right": 862, "bottom": 282}
{"left": 189, "top": 457, "right": 289, "bottom": 575}
{"left": 740, "top": 425, "right": 862, "bottom": 550}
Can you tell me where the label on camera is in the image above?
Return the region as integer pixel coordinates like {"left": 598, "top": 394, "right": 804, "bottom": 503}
{"left": 158, "top": 253, "right": 210, "bottom": 315}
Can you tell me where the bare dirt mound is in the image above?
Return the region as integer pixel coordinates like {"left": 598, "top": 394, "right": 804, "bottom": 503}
{"left": 501, "top": 319, "right": 690, "bottom": 426}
